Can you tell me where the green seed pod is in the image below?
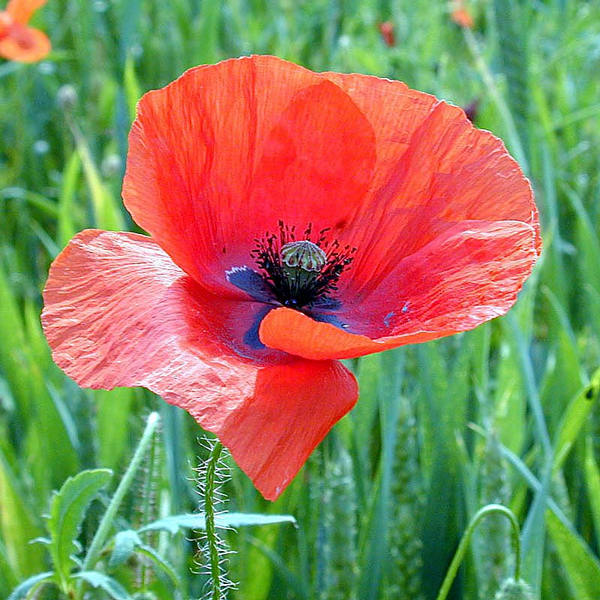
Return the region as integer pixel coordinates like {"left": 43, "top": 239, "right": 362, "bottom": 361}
{"left": 280, "top": 240, "right": 328, "bottom": 298}
{"left": 281, "top": 240, "right": 327, "bottom": 272}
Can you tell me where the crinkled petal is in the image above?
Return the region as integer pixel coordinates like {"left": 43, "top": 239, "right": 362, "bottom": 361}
{"left": 217, "top": 359, "right": 358, "bottom": 500}
{"left": 123, "top": 56, "right": 539, "bottom": 308}
{"left": 0, "top": 23, "right": 49, "bottom": 62}
{"left": 247, "top": 78, "right": 375, "bottom": 234}
{"left": 322, "top": 70, "right": 439, "bottom": 194}
{"left": 42, "top": 230, "right": 357, "bottom": 499}
{"left": 260, "top": 220, "right": 538, "bottom": 360}
{"left": 305, "top": 75, "right": 540, "bottom": 297}
{"left": 122, "top": 55, "right": 375, "bottom": 296}
{"left": 333, "top": 100, "right": 540, "bottom": 297}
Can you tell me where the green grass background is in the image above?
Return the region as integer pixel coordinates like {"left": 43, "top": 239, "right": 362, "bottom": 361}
{"left": 1, "top": 0, "right": 600, "bottom": 598}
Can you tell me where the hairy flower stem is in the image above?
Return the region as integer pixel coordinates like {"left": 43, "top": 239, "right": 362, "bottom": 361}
{"left": 204, "top": 440, "right": 224, "bottom": 600}
{"left": 435, "top": 504, "right": 522, "bottom": 600}
{"left": 79, "top": 412, "right": 161, "bottom": 588}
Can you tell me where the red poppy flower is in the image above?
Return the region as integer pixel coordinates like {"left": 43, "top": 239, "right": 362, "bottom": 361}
{"left": 0, "top": 0, "right": 50, "bottom": 63}
{"left": 42, "top": 56, "right": 541, "bottom": 500}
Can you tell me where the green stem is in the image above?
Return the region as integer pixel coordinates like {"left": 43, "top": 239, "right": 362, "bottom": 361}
{"left": 205, "top": 440, "right": 224, "bottom": 600}
{"left": 139, "top": 418, "right": 160, "bottom": 588}
{"left": 435, "top": 504, "right": 522, "bottom": 600}
{"left": 80, "top": 412, "right": 161, "bottom": 578}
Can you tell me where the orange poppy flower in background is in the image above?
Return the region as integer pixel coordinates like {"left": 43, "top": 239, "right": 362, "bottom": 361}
{"left": 0, "top": 0, "right": 50, "bottom": 62}
{"left": 451, "top": 0, "right": 474, "bottom": 28}
{"left": 42, "top": 56, "right": 541, "bottom": 500}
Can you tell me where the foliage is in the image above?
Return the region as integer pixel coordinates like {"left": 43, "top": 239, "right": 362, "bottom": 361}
{"left": 1, "top": 0, "right": 599, "bottom": 598}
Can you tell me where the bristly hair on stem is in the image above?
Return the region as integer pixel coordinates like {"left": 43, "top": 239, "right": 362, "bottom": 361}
{"left": 194, "top": 437, "right": 235, "bottom": 600}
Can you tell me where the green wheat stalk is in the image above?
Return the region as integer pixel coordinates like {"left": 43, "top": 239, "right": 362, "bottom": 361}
{"left": 384, "top": 395, "right": 425, "bottom": 600}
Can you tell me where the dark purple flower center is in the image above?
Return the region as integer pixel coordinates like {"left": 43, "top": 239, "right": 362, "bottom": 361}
{"left": 252, "top": 221, "right": 355, "bottom": 310}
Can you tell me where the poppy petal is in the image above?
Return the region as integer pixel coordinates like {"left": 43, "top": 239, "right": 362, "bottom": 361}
{"left": 6, "top": 0, "right": 46, "bottom": 24}
{"left": 217, "top": 359, "right": 358, "bottom": 500}
{"left": 300, "top": 84, "right": 539, "bottom": 297}
{"left": 123, "top": 56, "right": 375, "bottom": 295}
{"left": 247, "top": 78, "right": 376, "bottom": 233}
{"left": 259, "top": 220, "right": 538, "bottom": 360}
{"left": 322, "top": 70, "right": 439, "bottom": 194}
{"left": 41, "top": 230, "right": 285, "bottom": 382}
{"left": 0, "top": 23, "right": 49, "bottom": 62}
{"left": 360, "top": 118, "right": 539, "bottom": 295}
{"left": 42, "top": 230, "right": 357, "bottom": 499}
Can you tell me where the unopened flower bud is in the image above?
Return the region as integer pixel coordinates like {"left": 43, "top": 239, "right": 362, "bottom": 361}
{"left": 463, "top": 99, "right": 480, "bottom": 123}
{"left": 57, "top": 84, "right": 78, "bottom": 111}
{"left": 33, "top": 139, "right": 49, "bottom": 155}
{"left": 378, "top": 21, "right": 396, "bottom": 47}
{"left": 101, "top": 153, "right": 122, "bottom": 177}
{"left": 494, "top": 578, "right": 534, "bottom": 600}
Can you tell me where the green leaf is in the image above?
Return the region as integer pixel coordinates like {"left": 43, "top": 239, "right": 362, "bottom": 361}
{"left": 359, "top": 349, "right": 404, "bottom": 600}
{"left": 139, "top": 512, "right": 297, "bottom": 534}
{"left": 108, "top": 530, "right": 141, "bottom": 569}
{"left": 0, "top": 259, "right": 79, "bottom": 499}
{"left": 0, "top": 445, "right": 45, "bottom": 578}
{"left": 57, "top": 151, "right": 82, "bottom": 248}
{"left": 351, "top": 354, "right": 384, "bottom": 492}
{"left": 546, "top": 510, "right": 600, "bottom": 600}
{"left": 245, "top": 535, "right": 309, "bottom": 600}
{"left": 95, "top": 388, "right": 135, "bottom": 470}
{"left": 47, "top": 469, "right": 112, "bottom": 583}
{"left": 0, "top": 259, "right": 33, "bottom": 417}
{"left": 108, "top": 530, "right": 180, "bottom": 588}
{"left": 71, "top": 126, "right": 124, "bottom": 231}
{"left": 123, "top": 54, "right": 142, "bottom": 123}
{"left": 135, "top": 543, "right": 180, "bottom": 588}
{"left": 553, "top": 368, "right": 600, "bottom": 473}
{"left": 584, "top": 438, "right": 600, "bottom": 544}
{"left": 72, "top": 571, "right": 132, "bottom": 600}
{"left": 7, "top": 572, "right": 55, "bottom": 600}
{"left": 493, "top": 0, "right": 530, "bottom": 155}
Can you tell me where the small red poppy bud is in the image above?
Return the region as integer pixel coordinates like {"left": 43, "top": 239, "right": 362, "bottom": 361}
{"left": 281, "top": 240, "right": 327, "bottom": 272}
{"left": 463, "top": 99, "right": 479, "bottom": 123}
{"left": 378, "top": 21, "right": 396, "bottom": 47}
{"left": 451, "top": 1, "right": 474, "bottom": 28}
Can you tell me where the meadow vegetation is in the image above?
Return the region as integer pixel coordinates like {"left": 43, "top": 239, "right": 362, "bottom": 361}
{"left": 1, "top": 0, "right": 599, "bottom": 598}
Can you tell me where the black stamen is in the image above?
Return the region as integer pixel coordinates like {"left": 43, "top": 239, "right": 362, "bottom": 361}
{"left": 252, "top": 222, "right": 355, "bottom": 310}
